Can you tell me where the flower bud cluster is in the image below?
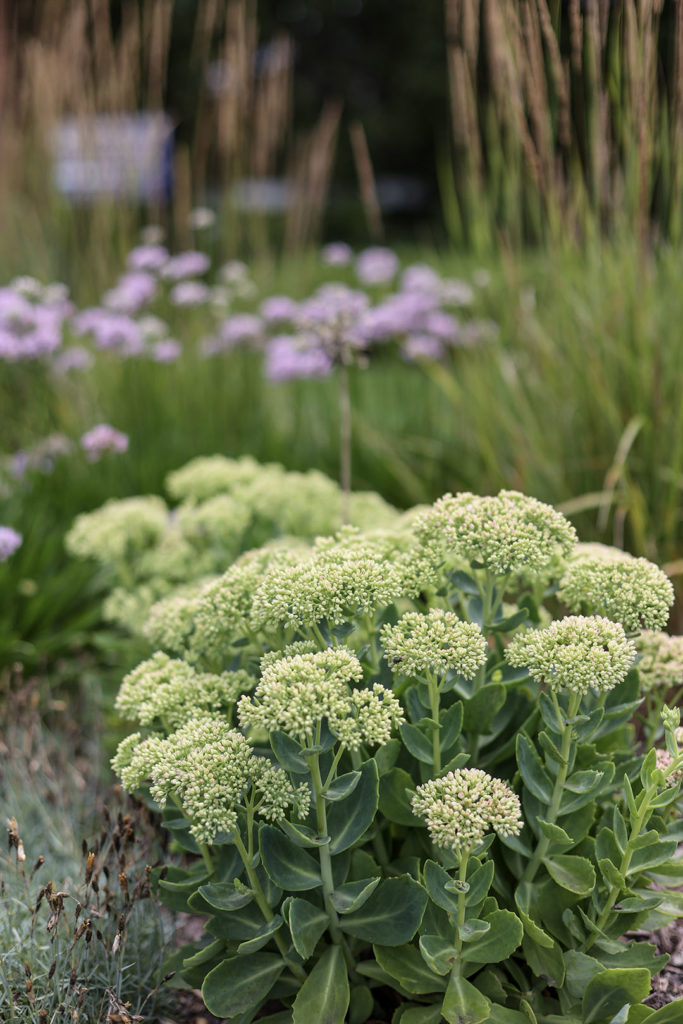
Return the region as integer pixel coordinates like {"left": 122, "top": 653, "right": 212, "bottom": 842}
{"left": 381, "top": 609, "right": 487, "bottom": 679}
{"left": 506, "top": 615, "right": 636, "bottom": 695}
{"left": 166, "top": 454, "right": 264, "bottom": 502}
{"left": 558, "top": 544, "right": 674, "bottom": 632}
{"left": 238, "top": 649, "right": 403, "bottom": 750}
{"left": 66, "top": 496, "right": 168, "bottom": 564}
{"left": 635, "top": 631, "right": 683, "bottom": 693}
{"left": 113, "top": 716, "right": 310, "bottom": 844}
{"left": 412, "top": 769, "right": 523, "bottom": 852}
{"left": 249, "top": 530, "right": 435, "bottom": 632}
{"left": 177, "top": 495, "right": 252, "bottom": 552}
{"left": 116, "top": 651, "right": 254, "bottom": 728}
{"left": 415, "top": 490, "right": 576, "bottom": 577}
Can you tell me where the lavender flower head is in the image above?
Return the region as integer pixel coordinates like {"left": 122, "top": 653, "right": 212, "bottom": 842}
{"left": 80, "top": 424, "right": 129, "bottom": 462}
{"left": 152, "top": 339, "right": 182, "bottom": 363}
{"left": 355, "top": 246, "right": 400, "bottom": 286}
{"left": 127, "top": 244, "right": 169, "bottom": 271}
{"left": 321, "top": 242, "right": 353, "bottom": 266}
{"left": 265, "top": 334, "right": 333, "bottom": 381}
{"left": 260, "top": 295, "right": 300, "bottom": 324}
{"left": 170, "top": 281, "right": 211, "bottom": 307}
{"left": 0, "top": 526, "right": 22, "bottom": 562}
{"left": 161, "top": 251, "right": 211, "bottom": 281}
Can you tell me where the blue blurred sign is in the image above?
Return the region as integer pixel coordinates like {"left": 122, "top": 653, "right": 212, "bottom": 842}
{"left": 52, "top": 113, "right": 173, "bottom": 202}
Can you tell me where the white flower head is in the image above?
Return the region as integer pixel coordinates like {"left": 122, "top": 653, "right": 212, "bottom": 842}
{"left": 113, "top": 716, "right": 309, "bottom": 845}
{"left": 382, "top": 609, "right": 487, "bottom": 679}
{"left": 412, "top": 769, "right": 523, "bottom": 853}
{"left": 416, "top": 490, "right": 577, "bottom": 578}
{"left": 559, "top": 544, "right": 674, "bottom": 632}
{"left": 506, "top": 615, "right": 636, "bottom": 695}
{"left": 238, "top": 649, "right": 403, "bottom": 750}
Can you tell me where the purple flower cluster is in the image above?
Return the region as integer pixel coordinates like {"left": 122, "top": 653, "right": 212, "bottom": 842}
{"left": 80, "top": 424, "right": 129, "bottom": 462}
{"left": 0, "top": 526, "right": 22, "bottom": 562}
{"left": 0, "top": 282, "right": 73, "bottom": 362}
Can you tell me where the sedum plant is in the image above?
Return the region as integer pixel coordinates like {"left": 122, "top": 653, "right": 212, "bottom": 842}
{"left": 110, "top": 486, "right": 683, "bottom": 1024}
{"left": 66, "top": 454, "right": 399, "bottom": 633}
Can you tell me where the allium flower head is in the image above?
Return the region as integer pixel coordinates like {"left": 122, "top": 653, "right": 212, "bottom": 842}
{"left": 66, "top": 496, "right": 167, "bottom": 565}
{"left": 321, "top": 242, "right": 353, "bottom": 266}
{"left": 412, "top": 769, "right": 523, "bottom": 853}
{"left": 80, "top": 424, "right": 129, "bottom": 461}
{"left": 382, "top": 610, "right": 487, "bottom": 679}
{"left": 636, "top": 631, "right": 683, "bottom": 693}
{"left": 416, "top": 490, "right": 577, "bottom": 577}
{"left": 113, "top": 716, "right": 309, "bottom": 844}
{"left": 238, "top": 648, "right": 403, "bottom": 750}
{"left": 0, "top": 526, "right": 22, "bottom": 562}
{"left": 558, "top": 544, "right": 674, "bottom": 632}
{"left": 506, "top": 615, "right": 636, "bottom": 695}
{"left": 355, "top": 246, "right": 400, "bottom": 286}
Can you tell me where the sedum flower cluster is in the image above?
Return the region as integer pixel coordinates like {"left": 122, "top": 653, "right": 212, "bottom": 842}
{"left": 113, "top": 716, "right": 310, "bottom": 845}
{"left": 66, "top": 496, "right": 168, "bottom": 564}
{"left": 249, "top": 529, "right": 436, "bottom": 632}
{"left": 415, "top": 490, "right": 577, "bottom": 577}
{"left": 558, "top": 543, "right": 674, "bottom": 632}
{"left": 506, "top": 615, "right": 636, "bottom": 695}
{"left": 381, "top": 609, "right": 487, "bottom": 679}
{"left": 115, "top": 651, "right": 254, "bottom": 728}
{"left": 412, "top": 769, "right": 523, "bottom": 853}
{"left": 238, "top": 649, "right": 403, "bottom": 750}
{"left": 635, "top": 631, "right": 683, "bottom": 693}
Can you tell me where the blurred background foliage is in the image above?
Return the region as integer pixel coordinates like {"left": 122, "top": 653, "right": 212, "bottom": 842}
{"left": 1, "top": 0, "right": 682, "bottom": 679}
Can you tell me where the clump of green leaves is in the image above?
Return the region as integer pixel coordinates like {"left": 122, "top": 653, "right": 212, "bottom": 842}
{"left": 110, "top": 487, "right": 683, "bottom": 1024}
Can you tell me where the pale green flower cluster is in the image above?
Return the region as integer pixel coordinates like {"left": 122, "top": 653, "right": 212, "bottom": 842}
{"left": 238, "top": 649, "right": 403, "bottom": 749}
{"left": 558, "top": 543, "right": 674, "bottom": 632}
{"left": 506, "top": 615, "right": 636, "bottom": 695}
{"left": 415, "top": 490, "right": 577, "bottom": 577}
{"left": 250, "top": 530, "right": 436, "bottom": 632}
{"left": 176, "top": 495, "right": 252, "bottom": 551}
{"left": 166, "top": 455, "right": 399, "bottom": 541}
{"left": 142, "top": 581, "right": 212, "bottom": 656}
{"left": 381, "top": 610, "right": 487, "bottom": 679}
{"left": 166, "top": 455, "right": 266, "bottom": 502}
{"left": 412, "top": 769, "right": 523, "bottom": 852}
{"left": 115, "top": 651, "right": 254, "bottom": 728}
{"left": 66, "top": 496, "right": 168, "bottom": 564}
{"left": 113, "top": 716, "right": 310, "bottom": 844}
{"left": 260, "top": 640, "right": 319, "bottom": 670}
{"left": 635, "top": 631, "right": 683, "bottom": 693}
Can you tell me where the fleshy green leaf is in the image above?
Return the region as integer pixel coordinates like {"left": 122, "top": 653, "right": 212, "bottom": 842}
{"left": 440, "top": 702, "right": 464, "bottom": 752}
{"left": 582, "top": 968, "right": 651, "bottom": 1024}
{"left": 271, "top": 731, "right": 309, "bottom": 773}
{"left": 542, "top": 855, "right": 596, "bottom": 895}
{"left": 330, "top": 877, "right": 380, "bottom": 915}
{"left": 349, "top": 985, "right": 374, "bottom": 1024}
{"left": 260, "top": 825, "right": 322, "bottom": 891}
{"left": 237, "top": 915, "right": 284, "bottom": 955}
{"left": 202, "top": 953, "right": 283, "bottom": 1017}
{"left": 423, "top": 859, "right": 459, "bottom": 915}
{"left": 286, "top": 897, "right": 328, "bottom": 960}
{"left": 419, "top": 934, "right": 458, "bottom": 976}
{"left": 198, "top": 881, "right": 253, "bottom": 911}
{"left": 292, "top": 946, "right": 349, "bottom": 1024}
{"left": 324, "top": 770, "right": 361, "bottom": 802}
{"left": 398, "top": 1005, "right": 443, "bottom": 1024}
{"left": 379, "top": 766, "right": 421, "bottom": 826}
{"left": 517, "top": 733, "right": 553, "bottom": 802}
{"left": 462, "top": 684, "right": 506, "bottom": 735}
{"left": 645, "top": 1000, "right": 683, "bottom": 1023}
{"left": 374, "top": 943, "right": 447, "bottom": 995}
{"left": 280, "top": 820, "right": 331, "bottom": 849}
{"left": 401, "top": 720, "right": 434, "bottom": 764}
{"left": 341, "top": 875, "right": 427, "bottom": 946}
{"left": 327, "top": 759, "right": 379, "bottom": 854}
{"left": 460, "top": 909, "right": 523, "bottom": 964}
{"left": 441, "top": 975, "right": 491, "bottom": 1024}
